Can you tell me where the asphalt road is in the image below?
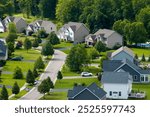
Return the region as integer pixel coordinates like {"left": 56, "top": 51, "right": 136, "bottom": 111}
{"left": 19, "top": 50, "right": 66, "bottom": 100}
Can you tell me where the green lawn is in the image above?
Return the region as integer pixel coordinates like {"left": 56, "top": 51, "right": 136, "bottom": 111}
{"left": 54, "top": 42, "right": 73, "bottom": 49}
{"left": 0, "top": 32, "right": 8, "bottom": 38}
{"left": 3, "top": 61, "right": 34, "bottom": 72}
{"left": 62, "top": 65, "right": 100, "bottom": 76}
{"left": 14, "top": 49, "right": 41, "bottom": 61}
{"left": 10, "top": 90, "right": 28, "bottom": 100}
{"left": 132, "top": 83, "right": 150, "bottom": 100}
{"left": 55, "top": 78, "right": 100, "bottom": 89}
{"left": 40, "top": 92, "right": 67, "bottom": 100}
{"left": 131, "top": 48, "right": 150, "bottom": 57}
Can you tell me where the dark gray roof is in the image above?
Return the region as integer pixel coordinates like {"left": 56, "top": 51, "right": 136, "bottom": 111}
{"left": 101, "top": 72, "right": 132, "bottom": 84}
{"left": 103, "top": 60, "right": 123, "bottom": 71}
{"left": 67, "top": 83, "right": 106, "bottom": 99}
{"left": 0, "top": 39, "right": 7, "bottom": 57}
{"left": 94, "top": 29, "right": 115, "bottom": 38}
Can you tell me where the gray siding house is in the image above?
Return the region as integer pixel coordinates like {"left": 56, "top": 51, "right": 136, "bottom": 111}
{"left": 26, "top": 20, "right": 56, "bottom": 35}
{"left": 103, "top": 59, "right": 150, "bottom": 83}
{"left": 85, "top": 29, "right": 123, "bottom": 48}
{"left": 110, "top": 46, "right": 135, "bottom": 62}
{"left": 0, "top": 18, "right": 5, "bottom": 32}
{"left": 57, "top": 22, "right": 90, "bottom": 44}
{"left": 0, "top": 39, "right": 8, "bottom": 61}
{"left": 67, "top": 83, "right": 106, "bottom": 100}
{"left": 3, "top": 16, "right": 27, "bottom": 33}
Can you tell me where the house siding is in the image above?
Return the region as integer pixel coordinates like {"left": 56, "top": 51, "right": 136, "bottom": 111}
{"left": 111, "top": 51, "right": 134, "bottom": 62}
{"left": 74, "top": 25, "right": 89, "bottom": 44}
{"left": 117, "top": 64, "right": 141, "bottom": 82}
{"left": 107, "top": 33, "right": 123, "bottom": 48}
{"left": 0, "top": 21, "right": 4, "bottom": 32}
{"left": 102, "top": 83, "right": 131, "bottom": 99}
{"left": 16, "top": 19, "right": 27, "bottom": 33}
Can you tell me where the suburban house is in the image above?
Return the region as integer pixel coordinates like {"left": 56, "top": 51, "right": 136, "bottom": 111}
{"left": 67, "top": 83, "right": 106, "bottom": 100}
{"left": 85, "top": 29, "right": 123, "bottom": 48}
{"left": 109, "top": 46, "right": 136, "bottom": 63}
{"left": 101, "top": 72, "right": 133, "bottom": 99}
{"left": 103, "top": 59, "right": 150, "bottom": 83}
{"left": 0, "top": 39, "right": 8, "bottom": 61}
{"left": 2, "top": 16, "right": 27, "bottom": 33}
{"left": 0, "top": 19, "right": 5, "bottom": 32}
{"left": 57, "top": 22, "right": 90, "bottom": 44}
{"left": 26, "top": 20, "right": 56, "bottom": 35}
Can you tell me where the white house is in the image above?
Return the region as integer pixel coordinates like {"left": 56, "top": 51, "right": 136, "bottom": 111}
{"left": 110, "top": 46, "right": 135, "bottom": 63}
{"left": 101, "top": 72, "right": 133, "bottom": 99}
{"left": 57, "top": 22, "right": 90, "bottom": 44}
{"left": 0, "top": 19, "right": 5, "bottom": 32}
{"left": 85, "top": 29, "right": 123, "bottom": 48}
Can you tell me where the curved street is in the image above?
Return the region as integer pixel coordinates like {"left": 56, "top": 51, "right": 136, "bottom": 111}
{"left": 19, "top": 50, "right": 67, "bottom": 100}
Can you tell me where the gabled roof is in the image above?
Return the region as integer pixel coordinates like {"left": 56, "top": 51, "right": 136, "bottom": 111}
{"left": 103, "top": 59, "right": 150, "bottom": 75}
{"left": 101, "top": 72, "right": 132, "bottom": 84}
{"left": 63, "top": 22, "right": 89, "bottom": 33}
{"left": 67, "top": 83, "right": 106, "bottom": 99}
{"left": 111, "top": 46, "right": 134, "bottom": 58}
{"left": 4, "top": 16, "right": 23, "bottom": 24}
{"left": 85, "top": 34, "right": 96, "bottom": 41}
{"left": 94, "top": 29, "right": 116, "bottom": 38}
{"left": 0, "top": 39, "right": 7, "bottom": 57}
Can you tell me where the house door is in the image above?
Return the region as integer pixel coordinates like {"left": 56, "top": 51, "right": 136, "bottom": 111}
{"left": 112, "top": 92, "right": 119, "bottom": 99}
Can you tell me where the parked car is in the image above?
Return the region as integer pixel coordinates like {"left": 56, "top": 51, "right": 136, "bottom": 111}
{"left": 81, "top": 72, "right": 93, "bottom": 77}
{"left": 11, "top": 56, "right": 23, "bottom": 61}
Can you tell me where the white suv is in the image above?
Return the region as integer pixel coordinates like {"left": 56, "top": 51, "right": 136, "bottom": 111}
{"left": 81, "top": 72, "right": 93, "bottom": 77}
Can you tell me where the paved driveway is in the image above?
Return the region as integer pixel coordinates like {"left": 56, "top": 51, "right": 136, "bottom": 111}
{"left": 19, "top": 50, "right": 66, "bottom": 100}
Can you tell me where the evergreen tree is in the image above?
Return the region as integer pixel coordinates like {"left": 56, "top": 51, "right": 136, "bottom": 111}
{"left": 26, "top": 69, "right": 35, "bottom": 85}
{"left": 57, "top": 71, "right": 63, "bottom": 82}
{"left": 135, "top": 54, "right": 139, "bottom": 60}
{"left": 24, "top": 37, "right": 32, "bottom": 52}
{"left": 34, "top": 56, "right": 45, "bottom": 70}
{"left": 46, "top": 77, "right": 54, "bottom": 89}
{"left": 41, "top": 41, "right": 54, "bottom": 57}
{"left": 13, "top": 67, "right": 23, "bottom": 79}
{"left": 32, "top": 38, "right": 39, "bottom": 48}
{"left": 7, "top": 42, "right": 15, "bottom": 57}
{"left": 141, "top": 54, "right": 146, "bottom": 61}
{"left": 47, "top": 32, "right": 60, "bottom": 45}
{"left": 0, "top": 85, "right": 8, "bottom": 100}
{"left": 33, "top": 67, "right": 38, "bottom": 78}
{"left": 12, "top": 82, "right": 20, "bottom": 95}
{"left": 94, "top": 41, "right": 106, "bottom": 53}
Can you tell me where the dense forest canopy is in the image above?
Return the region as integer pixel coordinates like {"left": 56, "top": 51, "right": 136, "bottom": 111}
{"left": 0, "top": 0, "right": 150, "bottom": 41}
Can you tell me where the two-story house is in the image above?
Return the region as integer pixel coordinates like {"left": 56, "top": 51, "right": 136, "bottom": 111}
{"left": 0, "top": 39, "right": 8, "bottom": 61}
{"left": 0, "top": 19, "right": 5, "bottom": 33}
{"left": 85, "top": 29, "right": 123, "bottom": 48}
{"left": 2, "top": 16, "right": 27, "bottom": 33}
{"left": 57, "top": 22, "right": 90, "bottom": 44}
{"left": 26, "top": 20, "right": 56, "bottom": 35}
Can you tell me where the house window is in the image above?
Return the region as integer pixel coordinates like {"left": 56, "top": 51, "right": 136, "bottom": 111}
{"left": 119, "top": 92, "right": 121, "bottom": 96}
{"left": 110, "top": 91, "right": 112, "bottom": 96}
{"left": 134, "top": 75, "right": 137, "bottom": 80}
{"left": 141, "top": 76, "right": 144, "bottom": 81}
{"left": 145, "top": 77, "right": 148, "bottom": 81}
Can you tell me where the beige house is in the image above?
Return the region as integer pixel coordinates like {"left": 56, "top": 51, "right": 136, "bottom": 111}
{"left": 57, "top": 22, "right": 90, "bottom": 44}
{"left": 85, "top": 29, "right": 123, "bottom": 48}
{"left": 2, "top": 16, "right": 27, "bottom": 33}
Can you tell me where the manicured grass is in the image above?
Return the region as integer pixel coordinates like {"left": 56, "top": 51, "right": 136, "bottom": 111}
{"left": 0, "top": 32, "right": 8, "bottom": 38}
{"left": 55, "top": 78, "right": 100, "bottom": 89}
{"left": 91, "top": 58, "right": 100, "bottom": 64}
{"left": 132, "top": 83, "right": 150, "bottom": 100}
{"left": 40, "top": 92, "right": 67, "bottom": 100}
{"left": 61, "top": 65, "right": 80, "bottom": 76}
{"left": 61, "top": 49, "right": 70, "bottom": 54}
{"left": 10, "top": 90, "right": 28, "bottom": 100}
{"left": 16, "top": 35, "right": 35, "bottom": 42}
{"left": 62, "top": 65, "right": 100, "bottom": 76}
{"left": 54, "top": 42, "right": 73, "bottom": 49}
{"left": 131, "top": 48, "right": 150, "bottom": 57}
{"left": 3, "top": 61, "right": 34, "bottom": 72}
{"left": 14, "top": 49, "right": 41, "bottom": 61}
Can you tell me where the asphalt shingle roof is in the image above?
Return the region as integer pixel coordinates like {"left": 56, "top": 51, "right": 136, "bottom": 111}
{"left": 101, "top": 72, "right": 132, "bottom": 84}
{"left": 94, "top": 29, "right": 115, "bottom": 38}
{"left": 111, "top": 46, "right": 134, "bottom": 58}
{"left": 67, "top": 83, "right": 106, "bottom": 99}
